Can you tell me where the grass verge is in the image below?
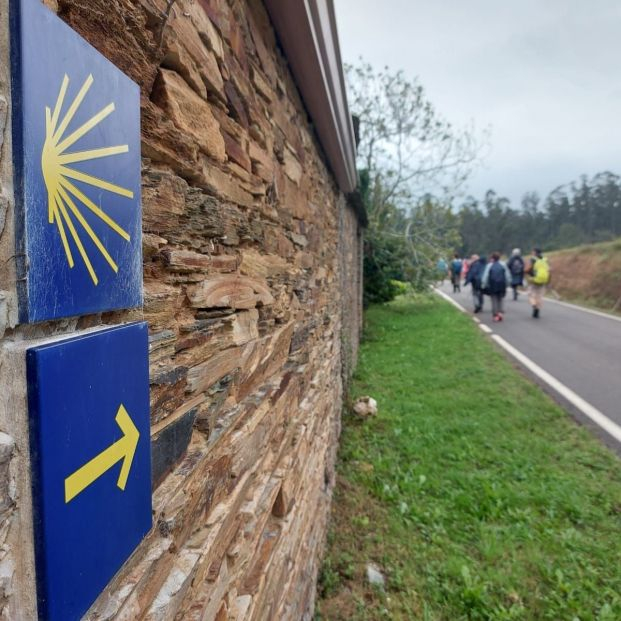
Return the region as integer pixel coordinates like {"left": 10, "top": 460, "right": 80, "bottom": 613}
{"left": 316, "top": 294, "right": 621, "bottom": 621}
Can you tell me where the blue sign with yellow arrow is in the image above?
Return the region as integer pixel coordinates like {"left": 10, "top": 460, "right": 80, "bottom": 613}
{"left": 11, "top": 0, "right": 142, "bottom": 323}
{"left": 27, "top": 323, "right": 152, "bottom": 621}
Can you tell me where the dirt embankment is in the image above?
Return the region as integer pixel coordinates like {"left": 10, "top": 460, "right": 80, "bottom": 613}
{"left": 547, "top": 239, "right": 621, "bottom": 311}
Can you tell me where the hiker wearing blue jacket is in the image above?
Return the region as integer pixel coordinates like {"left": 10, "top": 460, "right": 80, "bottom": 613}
{"left": 449, "top": 254, "right": 463, "bottom": 293}
{"left": 481, "top": 252, "right": 512, "bottom": 322}
{"left": 464, "top": 254, "right": 486, "bottom": 313}
{"left": 436, "top": 258, "right": 448, "bottom": 284}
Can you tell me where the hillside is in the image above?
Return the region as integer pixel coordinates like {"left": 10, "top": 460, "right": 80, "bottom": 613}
{"left": 547, "top": 238, "right": 621, "bottom": 311}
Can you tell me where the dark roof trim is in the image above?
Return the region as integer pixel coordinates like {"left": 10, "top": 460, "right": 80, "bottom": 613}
{"left": 347, "top": 190, "right": 368, "bottom": 228}
{"left": 264, "top": 0, "right": 357, "bottom": 193}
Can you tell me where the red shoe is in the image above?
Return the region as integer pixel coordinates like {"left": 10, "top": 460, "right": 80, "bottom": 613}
{"left": 498, "top": 313, "right": 504, "bottom": 321}
{"left": 493, "top": 314, "right": 500, "bottom": 322}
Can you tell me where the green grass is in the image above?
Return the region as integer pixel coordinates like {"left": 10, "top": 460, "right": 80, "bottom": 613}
{"left": 547, "top": 292, "right": 621, "bottom": 318}
{"left": 317, "top": 295, "right": 621, "bottom": 621}
{"left": 548, "top": 237, "right": 621, "bottom": 258}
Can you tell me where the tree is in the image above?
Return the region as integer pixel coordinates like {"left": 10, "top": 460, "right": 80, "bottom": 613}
{"left": 347, "top": 61, "right": 485, "bottom": 302}
{"left": 457, "top": 171, "right": 621, "bottom": 255}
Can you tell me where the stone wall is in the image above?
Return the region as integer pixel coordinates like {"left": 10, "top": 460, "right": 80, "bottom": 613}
{"left": 339, "top": 195, "right": 364, "bottom": 385}
{"left": 0, "top": 0, "right": 363, "bottom": 619}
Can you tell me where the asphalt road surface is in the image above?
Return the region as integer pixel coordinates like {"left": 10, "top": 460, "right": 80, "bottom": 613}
{"left": 440, "top": 281, "right": 621, "bottom": 447}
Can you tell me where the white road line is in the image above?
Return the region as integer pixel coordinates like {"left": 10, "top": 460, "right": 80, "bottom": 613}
{"left": 435, "top": 289, "right": 494, "bottom": 334}
{"left": 436, "top": 287, "right": 621, "bottom": 443}
{"left": 546, "top": 297, "right": 621, "bottom": 323}
{"left": 433, "top": 288, "right": 467, "bottom": 313}
{"left": 491, "top": 334, "right": 621, "bottom": 444}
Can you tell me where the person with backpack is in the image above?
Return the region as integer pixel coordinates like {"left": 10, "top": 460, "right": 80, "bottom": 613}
{"left": 436, "top": 257, "right": 448, "bottom": 284}
{"left": 526, "top": 248, "right": 550, "bottom": 318}
{"left": 464, "top": 254, "right": 487, "bottom": 313}
{"left": 507, "top": 248, "right": 525, "bottom": 301}
{"left": 481, "top": 252, "right": 512, "bottom": 322}
{"left": 449, "top": 254, "right": 463, "bottom": 293}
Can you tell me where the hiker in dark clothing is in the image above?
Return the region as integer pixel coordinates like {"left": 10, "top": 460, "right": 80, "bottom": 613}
{"left": 449, "top": 254, "right": 463, "bottom": 293}
{"left": 481, "top": 252, "right": 512, "bottom": 322}
{"left": 464, "top": 254, "right": 486, "bottom": 313}
{"left": 507, "top": 248, "right": 525, "bottom": 301}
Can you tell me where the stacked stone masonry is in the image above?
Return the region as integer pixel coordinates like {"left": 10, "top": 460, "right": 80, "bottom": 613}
{"left": 0, "top": 0, "right": 363, "bottom": 619}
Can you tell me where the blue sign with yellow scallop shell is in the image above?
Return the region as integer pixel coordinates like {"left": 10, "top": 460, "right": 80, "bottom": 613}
{"left": 10, "top": 0, "right": 142, "bottom": 323}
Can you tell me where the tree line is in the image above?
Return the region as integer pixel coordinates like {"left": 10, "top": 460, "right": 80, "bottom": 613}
{"left": 459, "top": 172, "right": 621, "bottom": 256}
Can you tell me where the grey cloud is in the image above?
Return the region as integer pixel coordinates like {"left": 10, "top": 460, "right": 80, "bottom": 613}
{"left": 335, "top": 0, "right": 621, "bottom": 205}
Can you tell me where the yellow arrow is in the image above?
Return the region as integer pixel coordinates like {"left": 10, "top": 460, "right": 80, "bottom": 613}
{"left": 64, "top": 404, "right": 140, "bottom": 503}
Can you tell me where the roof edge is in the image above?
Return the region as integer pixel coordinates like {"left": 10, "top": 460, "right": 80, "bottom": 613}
{"left": 264, "top": 0, "right": 357, "bottom": 194}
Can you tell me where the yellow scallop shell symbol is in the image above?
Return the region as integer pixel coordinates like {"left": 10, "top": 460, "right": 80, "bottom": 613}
{"left": 41, "top": 74, "right": 134, "bottom": 285}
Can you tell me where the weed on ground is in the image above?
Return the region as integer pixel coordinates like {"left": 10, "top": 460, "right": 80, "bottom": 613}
{"left": 317, "top": 295, "right": 621, "bottom": 621}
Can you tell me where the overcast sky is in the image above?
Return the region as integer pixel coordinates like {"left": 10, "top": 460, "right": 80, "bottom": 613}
{"left": 334, "top": 0, "right": 621, "bottom": 207}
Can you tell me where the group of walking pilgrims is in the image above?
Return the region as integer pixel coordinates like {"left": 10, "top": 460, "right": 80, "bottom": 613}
{"left": 438, "top": 248, "right": 551, "bottom": 322}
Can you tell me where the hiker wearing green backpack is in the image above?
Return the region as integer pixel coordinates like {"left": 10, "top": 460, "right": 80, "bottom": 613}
{"left": 526, "top": 248, "right": 550, "bottom": 318}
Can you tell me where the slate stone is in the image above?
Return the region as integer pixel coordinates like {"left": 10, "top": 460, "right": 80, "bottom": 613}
{"left": 151, "top": 408, "right": 197, "bottom": 489}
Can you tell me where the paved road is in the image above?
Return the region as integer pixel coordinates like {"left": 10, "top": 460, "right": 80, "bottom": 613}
{"left": 440, "top": 281, "right": 621, "bottom": 443}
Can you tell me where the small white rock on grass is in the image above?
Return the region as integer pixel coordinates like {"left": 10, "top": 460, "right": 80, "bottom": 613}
{"left": 366, "top": 562, "right": 385, "bottom": 589}
{"left": 353, "top": 396, "right": 378, "bottom": 417}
